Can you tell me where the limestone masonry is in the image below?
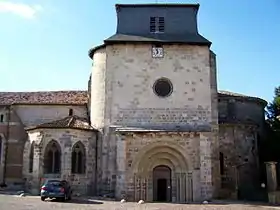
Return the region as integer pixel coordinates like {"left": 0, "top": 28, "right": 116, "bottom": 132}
{"left": 0, "top": 3, "right": 267, "bottom": 203}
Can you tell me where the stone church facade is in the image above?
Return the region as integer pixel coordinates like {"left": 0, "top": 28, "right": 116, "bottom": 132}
{"left": 0, "top": 4, "right": 266, "bottom": 203}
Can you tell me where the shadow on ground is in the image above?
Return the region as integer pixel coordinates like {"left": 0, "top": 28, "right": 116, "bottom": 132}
{"left": 48, "top": 198, "right": 103, "bottom": 205}
{"left": 0, "top": 191, "right": 23, "bottom": 195}
{"left": 207, "top": 200, "right": 280, "bottom": 208}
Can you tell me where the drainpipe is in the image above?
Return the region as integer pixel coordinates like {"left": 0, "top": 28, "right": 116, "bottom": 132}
{"left": 2, "top": 105, "right": 11, "bottom": 186}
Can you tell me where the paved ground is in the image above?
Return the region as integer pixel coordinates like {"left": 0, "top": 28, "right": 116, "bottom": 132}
{"left": 0, "top": 194, "right": 280, "bottom": 210}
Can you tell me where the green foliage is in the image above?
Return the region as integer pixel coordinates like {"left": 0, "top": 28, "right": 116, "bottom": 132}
{"left": 266, "top": 86, "right": 280, "bottom": 130}
{"left": 261, "top": 86, "right": 280, "bottom": 161}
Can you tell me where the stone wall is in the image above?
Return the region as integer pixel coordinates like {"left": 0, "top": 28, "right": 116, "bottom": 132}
{"left": 14, "top": 105, "right": 88, "bottom": 127}
{"left": 219, "top": 124, "right": 259, "bottom": 198}
{"left": 217, "top": 92, "right": 266, "bottom": 199}
{"left": 0, "top": 106, "right": 8, "bottom": 183}
{"left": 218, "top": 97, "right": 265, "bottom": 128}
{"left": 90, "top": 43, "right": 217, "bottom": 202}
{"left": 0, "top": 106, "right": 27, "bottom": 188}
{"left": 114, "top": 131, "right": 214, "bottom": 202}
{"left": 105, "top": 44, "right": 212, "bottom": 130}
{"left": 0, "top": 133, "right": 4, "bottom": 184}
{"left": 209, "top": 51, "right": 220, "bottom": 197}
{"left": 23, "top": 128, "right": 96, "bottom": 195}
{"left": 90, "top": 48, "right": 107, "bottom": 129}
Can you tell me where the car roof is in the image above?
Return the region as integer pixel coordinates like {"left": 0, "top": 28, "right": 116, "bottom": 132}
{"left": 45, "top": 179, "right": 68, "bottom": 183}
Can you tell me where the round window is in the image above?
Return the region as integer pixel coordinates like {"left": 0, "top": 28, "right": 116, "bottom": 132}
{"left": 153, "top": 78, "right": 173, "bottom": 97}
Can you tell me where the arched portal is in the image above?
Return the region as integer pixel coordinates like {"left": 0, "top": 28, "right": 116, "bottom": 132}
{"left": 153, "top": 165, "right": 171, "bottom": 202}
{"left": 128, "top": 143, "right": 193, "bottom": 203}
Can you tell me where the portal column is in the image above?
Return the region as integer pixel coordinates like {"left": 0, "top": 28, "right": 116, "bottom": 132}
{"left": 200, "top": 134, "right": 213, "bottom": 200}
{"left": 171, "top": 172, "right": 177, "bottom": 202}
{"left": 31, "top": 144, "right": 42, "bottom": 195}
{"left": 265, "top": 162, "right": 278, "bottom": 192}
{"left": 180, "top": 173, "right": 186, "bottom": 202}
{"left": 147, "top": 172, "right": 153, "bottom": 202}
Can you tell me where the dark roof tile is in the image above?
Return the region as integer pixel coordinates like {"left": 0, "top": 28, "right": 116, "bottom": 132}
{"left": 115, "top": 4, "right": 200, "bottom": 8}
{"left": 0, "top": 91, "right": 88, "bottom": 105}
{"left": 104, "top": 33, "right": 211, "bottom": 45}
{"left": 25, "top": 115, "right": 95, "bottom": 131}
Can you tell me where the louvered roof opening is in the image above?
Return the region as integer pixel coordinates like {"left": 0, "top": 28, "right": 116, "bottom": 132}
{"left": 150, "top": 17, "right": 165, "bottom": 33}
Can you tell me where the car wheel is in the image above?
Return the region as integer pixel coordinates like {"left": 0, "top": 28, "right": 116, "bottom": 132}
{"left": 41, "top": 196, "right": 46, "bottom": 201}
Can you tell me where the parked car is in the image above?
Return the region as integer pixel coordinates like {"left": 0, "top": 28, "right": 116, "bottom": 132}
{"left": 40, "top": 179, "right": 72, "bottom": 201}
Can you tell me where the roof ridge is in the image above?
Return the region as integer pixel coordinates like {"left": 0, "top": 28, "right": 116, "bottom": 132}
{"left": 25, "top": 115, "right": 94, "bottom": 132}
{"left": 67, "top": 116, "right": 75, "bottom": 127}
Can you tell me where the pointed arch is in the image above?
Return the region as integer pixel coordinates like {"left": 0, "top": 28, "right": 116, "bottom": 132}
{"left": 29, "top": 141, "right": 35, "bottom": 173}
{"left": 71, "top": 141, "right": 86, "bottom": 174}
{"left": 44, "top": 140, "right": 61, "bottom": 174}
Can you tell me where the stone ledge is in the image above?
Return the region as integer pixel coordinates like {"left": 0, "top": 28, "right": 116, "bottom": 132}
{"left": 114, "top": 124, "right": 212, "bottom": 133}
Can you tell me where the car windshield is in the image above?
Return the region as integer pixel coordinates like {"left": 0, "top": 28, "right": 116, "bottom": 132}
{"left": 46, "top": 180, "right": 63, "bottom": 187}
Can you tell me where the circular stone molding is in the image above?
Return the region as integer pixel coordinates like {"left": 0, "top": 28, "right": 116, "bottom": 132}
{"left": 153, "top": 78, "right": 173, "bottom": 98}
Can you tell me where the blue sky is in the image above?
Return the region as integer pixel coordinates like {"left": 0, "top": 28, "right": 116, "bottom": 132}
{"left": 0, "top": 0, "right": 279, "bottom": 103}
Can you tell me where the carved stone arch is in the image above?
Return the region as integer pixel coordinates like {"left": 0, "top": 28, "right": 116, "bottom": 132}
{"left": 71, "top": 141, "right": 86, "bottom": 174}
{"left": 43, "top": 140, "right": 61, "bottom": 174}
{"left": 128, "top": 141, "right": 194, "bottom": 203}
{"left": 132, "top": 143, "right": 189, "bottom": 175}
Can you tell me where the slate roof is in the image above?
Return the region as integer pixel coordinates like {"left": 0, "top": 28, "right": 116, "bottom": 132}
{"left": 0, "top": 91, "right": 88, "bottom": 105}
{"left": 106, "top": 33, "right": 211, "bottom": 45}
{"left": 88, "top": 33, "right": 211, "bottom": 58}
{"left": 105, "top": 33, "right": 211, "bottom": 44}
{"left": 88, "top": 3, "right": 211, "bottom": 58}
{"left": 115, "top": 4, "right": 200, "bottom": 8}
{"left": 25, "top": 115, "right": 95, "bottom": 131}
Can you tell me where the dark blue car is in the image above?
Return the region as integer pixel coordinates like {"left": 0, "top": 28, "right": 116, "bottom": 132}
{"left": 40, "top": 179, "right": 72, "bottom": 201}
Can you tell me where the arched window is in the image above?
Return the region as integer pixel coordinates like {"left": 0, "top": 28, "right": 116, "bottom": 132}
{"left": 29, "top": 142, "right": 34, "bottom": 173}
{"left": 44, "top": 140, "right": 61, "bottom": 174}
{"left": 69, "top": 109, "right": 73, "bottom": 116}
{"left": 71, "top": 142, "right": 86, "bottom": 174}
{"left": 219, "top": 152, "right": 225, "bottom": 175}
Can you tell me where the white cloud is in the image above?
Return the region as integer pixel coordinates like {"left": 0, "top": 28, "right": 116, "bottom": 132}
{"left": 0, "top": 1, "right": 43, "bottom": 19}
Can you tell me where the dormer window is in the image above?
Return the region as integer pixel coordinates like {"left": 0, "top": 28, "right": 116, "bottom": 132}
{"left": 150, "top": 17, "right": 165, "bottom": 33}
{"left": 69, "top": 109, "right": 73, "bottom": 116}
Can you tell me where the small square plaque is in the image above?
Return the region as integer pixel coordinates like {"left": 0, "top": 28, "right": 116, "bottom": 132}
{"left": 152, "top": 46, "right": 164, "bottom": 58}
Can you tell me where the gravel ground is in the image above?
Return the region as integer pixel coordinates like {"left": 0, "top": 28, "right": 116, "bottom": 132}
{"left": 0, "top": 194, "right": 280, "bottom": 210}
